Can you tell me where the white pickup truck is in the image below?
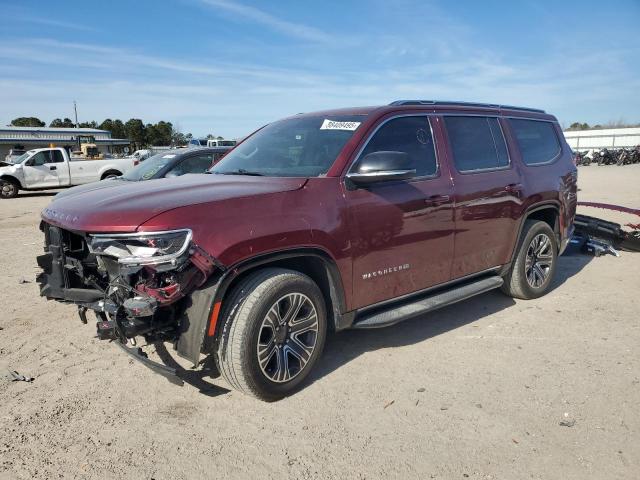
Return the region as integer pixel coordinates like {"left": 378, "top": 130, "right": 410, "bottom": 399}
{"left": 0, "top": 147, "right": 137, "bottom": 199}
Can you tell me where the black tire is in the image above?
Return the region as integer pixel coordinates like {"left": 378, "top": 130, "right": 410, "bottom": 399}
{"left": 501, "top": 220, "right": 558, "bottom": 300}
{"left": 0, "top": 179, "right": 19, "bottom": 199}
{"left": 216, "top": 268, "right": 327, "bottom": 401}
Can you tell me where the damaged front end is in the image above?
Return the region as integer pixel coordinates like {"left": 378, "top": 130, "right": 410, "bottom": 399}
{"left": 36, "top": 222, "right": 220, "bottom": 379}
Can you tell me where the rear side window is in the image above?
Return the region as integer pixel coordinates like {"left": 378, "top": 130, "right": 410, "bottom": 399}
{"left": 358, "top": 116, "right": 437, "bottom": 177}
{"left": 509, "top": 119, "right": 561, "bottom": 165}
{"left": 444, "top": 116, "right": 509, "bottom": 172}
{"left": 52, "top": 150, "right": 65, "bottom": 163}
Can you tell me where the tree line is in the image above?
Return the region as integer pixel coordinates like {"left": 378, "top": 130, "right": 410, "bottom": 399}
{"left": 8, "top": 116, "right": 225, "bottom": 148}
{"left": 567, "top": 121, "right": 640, "bottom": 131}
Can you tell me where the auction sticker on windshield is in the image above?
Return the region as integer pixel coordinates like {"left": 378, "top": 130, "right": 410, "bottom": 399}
{"left": 320, "top": 119, "right": 361, "bottom": 131}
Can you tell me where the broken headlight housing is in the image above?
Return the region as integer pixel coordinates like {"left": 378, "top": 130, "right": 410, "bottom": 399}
{"left": 88, "top": 229, "right": 192, "bottom": 266}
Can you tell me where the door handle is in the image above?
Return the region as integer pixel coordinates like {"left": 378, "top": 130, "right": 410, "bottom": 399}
{"left": 49, "top": 166, "right": 57, "bottom": 171}
{"left": 425, "top": 194, "right": 450, "bottom": 206}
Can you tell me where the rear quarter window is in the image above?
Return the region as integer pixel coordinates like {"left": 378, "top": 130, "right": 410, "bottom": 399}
{"left": 509, "top": 119, "right": 561, "bottom": 165}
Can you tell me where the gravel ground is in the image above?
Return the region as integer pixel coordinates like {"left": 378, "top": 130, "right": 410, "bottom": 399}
{"left": 1, "top": 166, "right": 639, "bottom": 479}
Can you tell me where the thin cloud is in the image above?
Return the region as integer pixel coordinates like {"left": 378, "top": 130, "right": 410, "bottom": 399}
{"left": 14, "top": 15, "right": 97, "bottom": 32}
{"left": 0, "top": 38, "right": 331, "bottom": 85}
{"left": 197, "top": 0, "right": 332, "bottom": 43}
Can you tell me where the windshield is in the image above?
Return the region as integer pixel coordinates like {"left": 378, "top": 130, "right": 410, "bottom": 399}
{"left": 12, "top": 151, "right": 35, "bottom": 164}
{"left": 210, "top": 115, "right": 365, "bottom": 177}
{"left": 122, "top": 153, "right": 177, "bottom": 181}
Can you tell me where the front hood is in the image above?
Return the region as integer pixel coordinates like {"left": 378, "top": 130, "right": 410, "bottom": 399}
{"left": 41, "top": 174, "right": 308, "bottom": 233}
{"left": 0, "top": 164, "right": 18, "bottom": 173}
{"left": 52, "top": 178, "right": 126, "bottom": 201}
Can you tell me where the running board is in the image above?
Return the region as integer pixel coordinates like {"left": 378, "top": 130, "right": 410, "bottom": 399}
{"left": 352, "top": 276, "right": 504, "bottom": 329}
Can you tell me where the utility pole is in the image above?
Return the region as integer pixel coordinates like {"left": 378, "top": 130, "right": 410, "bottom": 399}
{"left": 73, "top": 100, "right": 78, "bottom": 128}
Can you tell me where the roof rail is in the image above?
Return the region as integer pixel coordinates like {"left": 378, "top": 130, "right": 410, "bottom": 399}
{"left": 389, "top": 100, "right": 545, "bottom": 114}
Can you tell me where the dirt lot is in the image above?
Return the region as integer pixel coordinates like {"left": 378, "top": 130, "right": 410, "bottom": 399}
{"left": 1, "top": 166, "right": 639, "bottom": 480}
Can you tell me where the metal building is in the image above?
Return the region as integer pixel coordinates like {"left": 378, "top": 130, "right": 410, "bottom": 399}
{"left": 0, "top": 126, "right": 130, "bottom": 160}
{"left": 563, "top": 127, "right": 640, "bottom": 151}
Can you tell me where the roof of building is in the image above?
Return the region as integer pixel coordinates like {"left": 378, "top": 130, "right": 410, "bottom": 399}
{"left": 0, "top": 126, "right": 107, "bottom": 134}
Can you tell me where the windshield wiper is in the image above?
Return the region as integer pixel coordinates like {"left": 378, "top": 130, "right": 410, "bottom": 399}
{"left": 216, "top": 168, "right": 264, "bottom": 176}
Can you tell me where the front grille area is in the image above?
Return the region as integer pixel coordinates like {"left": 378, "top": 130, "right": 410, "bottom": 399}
{"left": 37, "top": 222, "right": 105, "bottom": 304}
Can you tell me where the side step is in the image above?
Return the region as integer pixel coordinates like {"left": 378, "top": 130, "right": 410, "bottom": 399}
{"left": 352, "top": 276, "right": 504, "bottom": 329}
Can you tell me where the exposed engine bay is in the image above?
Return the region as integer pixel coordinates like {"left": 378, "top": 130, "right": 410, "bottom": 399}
{"left": 36, "top": 222, "right": 218, "bottom": 349}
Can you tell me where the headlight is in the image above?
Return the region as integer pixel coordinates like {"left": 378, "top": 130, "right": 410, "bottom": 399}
{"left": 88, "top": 229, "right": 192, "bottom": 265}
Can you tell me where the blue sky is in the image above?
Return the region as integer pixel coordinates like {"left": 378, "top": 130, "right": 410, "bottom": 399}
{"left": 0, "top": 0, "right": 638, "bottom": 138}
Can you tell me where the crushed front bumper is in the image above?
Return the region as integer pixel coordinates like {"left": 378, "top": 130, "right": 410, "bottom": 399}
{"left": 36, "top": 221, "right": 222, "bottom": 381}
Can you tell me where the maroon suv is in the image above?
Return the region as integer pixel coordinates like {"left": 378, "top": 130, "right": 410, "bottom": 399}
{"left": 37, "top": 100, "right": 577, "bottom": 400}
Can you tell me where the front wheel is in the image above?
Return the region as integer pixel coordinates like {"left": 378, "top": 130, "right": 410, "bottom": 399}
{"left": 502, "top": 220, "right": 558, "bottom": 300}
{"left": 216, "top": 268, "right": 327, "bottom": 401}
{"left": 0, "top": 180, "right": 19, "bottom": 199}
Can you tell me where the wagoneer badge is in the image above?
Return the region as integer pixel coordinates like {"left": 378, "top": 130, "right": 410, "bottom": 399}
{"left": 362, "top": 263, "right": 410, "bottom": 280}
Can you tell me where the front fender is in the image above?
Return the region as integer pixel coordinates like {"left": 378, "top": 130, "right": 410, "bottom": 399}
{"left": 0, "top": 167, "right": 24, "bottom": 188}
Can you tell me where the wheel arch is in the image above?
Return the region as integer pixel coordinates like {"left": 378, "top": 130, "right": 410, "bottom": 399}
{"left": 175, "top": 247, "right": 350, "bottom": 367}
{"left": 212, "top": 248, "right": 348, "bottom": 338}
{"left": 100, "top": 169, "right": 122, "bottom": 180}
{"left": 0, "top": 174, "right": 23, "bottom": 189}
{"left": 504, "top": 202, "right": 561, "bottom": 271}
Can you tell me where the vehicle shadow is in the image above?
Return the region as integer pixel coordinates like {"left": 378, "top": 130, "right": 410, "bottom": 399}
{"left": 309, "top": 290, "right": 516, "bottom": 387}
{"left": 16, "top": 191, "right": 60, "bottom": 198}
{"left": 154, "top": 343, "right": 230, "bottom": 397}
{"left": 308, "top": 251, "right": 594, "bottom": 388}
{"left": 550, "top": 245, "right": 594, "bottom": 291}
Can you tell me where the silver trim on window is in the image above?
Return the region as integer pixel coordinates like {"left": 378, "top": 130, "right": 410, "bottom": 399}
{"left": 346, "top": 113, "right": 440, "bottom": 181}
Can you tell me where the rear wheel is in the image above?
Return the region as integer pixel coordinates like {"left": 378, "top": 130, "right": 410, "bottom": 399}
{"left": 502, "top": 220, "right": 558, "bottom": 300}
{"left": 216, "top": 268, "right": 327, "bottom": 401}
{"left": 0, "top": 179, "right": 19, "bottom": 199}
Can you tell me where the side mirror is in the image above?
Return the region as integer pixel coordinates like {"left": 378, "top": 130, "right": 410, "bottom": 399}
{"left": 165, "top": 171, "right": 181, "bottom": 178}
{"left": 346, "top": 151, "right": 416, "bottom": 186}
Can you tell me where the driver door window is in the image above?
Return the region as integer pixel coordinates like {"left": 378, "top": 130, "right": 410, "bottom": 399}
{"left": 356, "top": 116, "right": 438, "bottom": 177}
{"left": 30, "top": 152, "right": 48, "bottom": 166}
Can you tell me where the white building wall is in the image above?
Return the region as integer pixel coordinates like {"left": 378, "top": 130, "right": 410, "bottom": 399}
{"left": 563, "top": 127, "right": 640, "bottom": 150}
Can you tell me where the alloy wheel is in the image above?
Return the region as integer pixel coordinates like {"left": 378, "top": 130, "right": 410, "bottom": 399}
{"left": 525, "top": 233, "right": 554, "bottom": 288}
{"left": 1, "top": 182, "right": 17, "bottom": 198}
{"left": 256, "top": 293, "right": 319, "bottom": 383}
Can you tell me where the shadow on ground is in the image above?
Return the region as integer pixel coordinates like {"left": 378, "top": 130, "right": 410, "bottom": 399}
{"left": 155, "top": 343, "right": 230, "bottom": 397}
{"left": 310, "top": 252, "right": 594, "bottom": 387}
{"left": 154, "top": 250, "right": 594, "bottom": 397}
{"left": 15, "top": 191, "right": 60, "bottom": 199}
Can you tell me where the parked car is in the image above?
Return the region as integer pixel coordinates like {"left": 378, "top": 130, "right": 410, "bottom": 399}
{"left": 51, "top": 147, "right": 232, "bottom": 202}
{"left": 0, "top": 147, "right": 137, "bottom": 199}
{"left": 188, "top": 138, "right": 208, "bottom": 148}
{"left": 207, "top": 139, "right": 237, "bottom": 147}
{"left": 130, "top": 149, "right": 153, "bottom": 161}
{"left": 36, "top": 100, "right": 577, "bottom": 400}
